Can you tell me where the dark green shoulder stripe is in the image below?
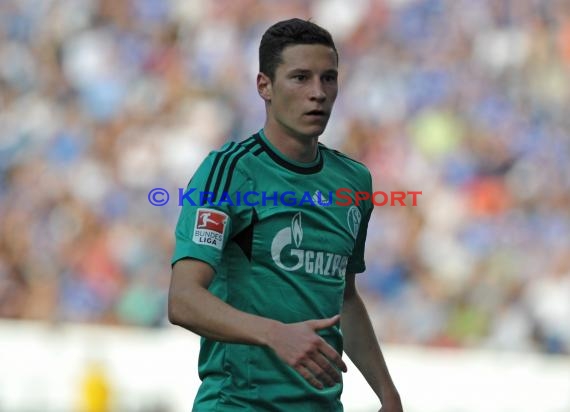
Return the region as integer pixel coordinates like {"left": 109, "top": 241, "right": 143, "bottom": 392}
{"left": 220, "top": 140, "right": 261, "bottom": 197}
{"left": 209, "top": 138, "right": 260, "bottom": 202}
{"left": 203, "top": 142, "right": 237, "bottom": 196}
{"left": 239, "top": 135, "right": 257, "bottom": 147}
{"left": 208, "top": 144, "right": 244, "bottom": 202}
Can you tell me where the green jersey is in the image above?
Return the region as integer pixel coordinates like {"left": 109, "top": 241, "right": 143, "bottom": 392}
{"left": 172, "top": 129, "right": 374, "bottom": 411}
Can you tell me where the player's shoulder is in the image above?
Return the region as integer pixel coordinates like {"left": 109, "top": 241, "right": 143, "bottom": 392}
{"left": 203, "top": 133, "right": 264, "bottom": 174}
{"left": 319, "top": 143, "right": 371, "bottom": 177}
{"left": 188, "top": 134, "right": 264, "bottom": 194}
{"left": 208, "top": 134, "right": 262, "bottom": 158}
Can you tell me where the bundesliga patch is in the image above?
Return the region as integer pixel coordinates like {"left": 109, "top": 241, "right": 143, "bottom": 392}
{"left": 192, "top": 208, "right": 228, "bottom": 250}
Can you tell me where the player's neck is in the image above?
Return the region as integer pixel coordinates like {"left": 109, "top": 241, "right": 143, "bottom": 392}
{"left": 262, "top": 123, "right": 319, "bottom": 164}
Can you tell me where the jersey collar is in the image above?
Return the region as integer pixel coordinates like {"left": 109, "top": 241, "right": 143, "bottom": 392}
{"left": 255, "top": 129, "right": 324, "bottom": 174}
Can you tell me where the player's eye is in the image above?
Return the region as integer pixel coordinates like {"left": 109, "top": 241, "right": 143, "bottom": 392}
{"left": 323, "top": 74, "right": 337, "bottom": 83}
{"left": 293, "top": 74, "right": 307, "bottom": 81}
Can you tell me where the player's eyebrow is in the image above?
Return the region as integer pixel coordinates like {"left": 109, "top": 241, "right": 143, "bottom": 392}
{"left": 287, "top": 68, "right": 312, "bottom": 75}
{"left": 287, "top": 68, "right": 338, "bottom": 76}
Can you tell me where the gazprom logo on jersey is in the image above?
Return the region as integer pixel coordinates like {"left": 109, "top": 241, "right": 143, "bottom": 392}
{"left": 271, "top": 212, "right": 349, "bottom": 278}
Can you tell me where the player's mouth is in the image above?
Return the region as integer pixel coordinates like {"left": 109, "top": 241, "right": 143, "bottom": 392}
{"left": 304, "top": 109, "right": 328, "bottom": 119}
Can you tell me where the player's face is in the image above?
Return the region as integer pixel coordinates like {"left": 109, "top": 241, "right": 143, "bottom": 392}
{"left": 259, "top": 44, "right": 338, "bottom": 139}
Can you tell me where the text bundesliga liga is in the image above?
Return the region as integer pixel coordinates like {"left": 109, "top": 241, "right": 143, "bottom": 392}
{"left": 147, "top": 187, "right": 422, "bottom": 207}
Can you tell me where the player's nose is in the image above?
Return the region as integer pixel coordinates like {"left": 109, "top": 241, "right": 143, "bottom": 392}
{"left": 309, "top": 79, "right": 327, "bottom": 102}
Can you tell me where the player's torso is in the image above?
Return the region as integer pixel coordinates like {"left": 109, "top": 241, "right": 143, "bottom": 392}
{"left": 193, "top": 133, "right": 368, "bottom": 411}
{"left": 223, "top": 145, "right": 366, "bottom": 325}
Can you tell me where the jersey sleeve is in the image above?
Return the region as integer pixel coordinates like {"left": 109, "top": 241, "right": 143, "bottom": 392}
{"left": 171, "top": 144, "right": 253, "bottom": 270}
{"left": 346, "top": 170, "right": 374, "bottom": 274}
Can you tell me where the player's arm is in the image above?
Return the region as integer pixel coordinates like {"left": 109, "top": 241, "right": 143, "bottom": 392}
{"left": 168, "top": 258, "right": 347, "bottom": 389}
{"left": 341, "top": 273, "right": 402, "bottom": 411}
{"left": 169, "top": 258, "right": 276, "bottom": 343}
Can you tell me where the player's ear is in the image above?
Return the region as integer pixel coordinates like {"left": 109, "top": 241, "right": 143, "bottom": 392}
{"left": 257, "top": 72, "right": 272, "bottom": 102}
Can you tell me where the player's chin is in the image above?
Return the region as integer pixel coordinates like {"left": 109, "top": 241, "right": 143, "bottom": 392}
{"left": 300, "top": 121, "right": 329, "bottom": 137}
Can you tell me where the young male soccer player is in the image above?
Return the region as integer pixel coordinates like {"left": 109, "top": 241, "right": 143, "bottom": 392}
{"left": 169, "top": 18, "right": 403, "bottom": 412}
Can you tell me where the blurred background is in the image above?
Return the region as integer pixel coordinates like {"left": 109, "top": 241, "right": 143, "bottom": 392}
{"left": 1, "top": 0, "right": 569, "bottom": 411}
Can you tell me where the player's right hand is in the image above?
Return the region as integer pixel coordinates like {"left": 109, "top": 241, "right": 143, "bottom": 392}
{"left": 265, "top": 314, "right": 347, "bottom": 389}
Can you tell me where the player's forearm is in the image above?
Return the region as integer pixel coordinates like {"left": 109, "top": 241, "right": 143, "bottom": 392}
{"left": 341, "top": 292, "right": 399, "bottom": 403}
{"left": 169, "top": 284, "right": 279, "bottom": 346}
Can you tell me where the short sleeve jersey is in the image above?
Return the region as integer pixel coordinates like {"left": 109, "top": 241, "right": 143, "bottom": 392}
{"left": 172, "top": 129, "right": 374, "bottom": 412}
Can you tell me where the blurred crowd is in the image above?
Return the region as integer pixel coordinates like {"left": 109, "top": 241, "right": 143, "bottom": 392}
{"left": 1, "top": 0, "right": 569, "bottom": 355}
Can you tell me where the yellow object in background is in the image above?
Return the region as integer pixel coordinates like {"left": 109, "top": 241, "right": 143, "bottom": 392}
{"left": 78, "top": 361, "right": 111, "bottom": 412}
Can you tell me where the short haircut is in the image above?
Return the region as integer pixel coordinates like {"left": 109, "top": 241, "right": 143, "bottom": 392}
{"left": 259, "top": 18, "right": 338, "bottom": 81}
